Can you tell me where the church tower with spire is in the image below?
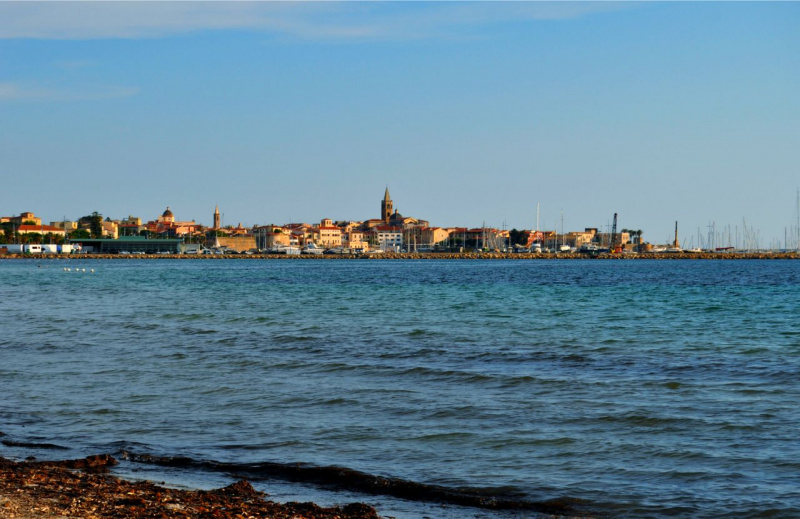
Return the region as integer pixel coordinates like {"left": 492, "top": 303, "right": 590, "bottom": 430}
{"left": 213, "top": 205, "right": 221, "bottom": 229}
{"left": 381, "top": 187, "right": 393, "bottom": 224}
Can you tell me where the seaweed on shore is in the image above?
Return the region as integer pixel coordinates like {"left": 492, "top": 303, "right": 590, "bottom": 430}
{"left": 0, "top": 455, "right": 379, "bottom": 518}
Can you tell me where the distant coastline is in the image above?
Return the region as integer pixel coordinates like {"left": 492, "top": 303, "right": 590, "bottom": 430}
{"left": 1, "top": 252, "right": 798, "bottom": 260}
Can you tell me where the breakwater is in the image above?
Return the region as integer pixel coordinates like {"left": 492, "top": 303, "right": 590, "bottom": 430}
{"left": 1, "top": 251, "right": 798, "bottom": 260}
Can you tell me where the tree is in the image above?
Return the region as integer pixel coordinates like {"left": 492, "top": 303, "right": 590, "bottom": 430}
{"left": 43, "top": 233, "right": 65, "bottom": 245}
{"left": 509, "top": 229, "right": 530, "bottom": 247}
{"left": 0, "top": 223, "right": 14, "bottom": 244}
{"left": 70, "top": 229, "right": 91, "bottom": 239}
{"left": 89, "top": 212, "right": 103, "bottom": 238}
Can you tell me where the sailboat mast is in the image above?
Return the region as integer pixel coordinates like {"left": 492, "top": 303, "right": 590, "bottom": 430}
{"left": 796, "top": 187, "right": 799, "bottom": 252}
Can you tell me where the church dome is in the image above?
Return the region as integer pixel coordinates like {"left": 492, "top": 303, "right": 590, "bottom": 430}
{"left": 162, "top": 207, "right": 174, "bottom": 218}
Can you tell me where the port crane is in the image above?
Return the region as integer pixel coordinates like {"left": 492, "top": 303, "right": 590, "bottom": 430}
{"left": 609, "top": 213, "right": 622, "bottom": 253}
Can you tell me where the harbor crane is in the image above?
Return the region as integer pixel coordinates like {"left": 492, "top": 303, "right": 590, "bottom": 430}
{"left": 609, "top": 213, "right": 622, "bottom": 253}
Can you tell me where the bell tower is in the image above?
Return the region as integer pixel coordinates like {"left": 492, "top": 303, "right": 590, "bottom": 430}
{"left": 213, "top": 205, "right": 221, "bottom": 229}
{"left": 381, "top": 187, "right": 393, "bottom": 224}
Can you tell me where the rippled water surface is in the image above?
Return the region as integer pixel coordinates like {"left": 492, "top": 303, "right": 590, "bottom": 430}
{"left": 1, "top": 259, "right": 799, "bottom": 518}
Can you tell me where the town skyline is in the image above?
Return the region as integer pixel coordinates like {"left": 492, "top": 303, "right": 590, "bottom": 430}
{"left": 1, "top": 2, "right": 798, "bottom": 245}
{"left": 2, "top": 182, "right": 794, "bottom": 252}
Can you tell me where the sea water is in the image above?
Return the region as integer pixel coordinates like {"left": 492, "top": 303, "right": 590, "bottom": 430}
{"left": 1, "top": 259, "right": 798, "bottom": 518}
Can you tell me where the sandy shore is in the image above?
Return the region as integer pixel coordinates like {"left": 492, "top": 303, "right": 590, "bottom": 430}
{"left": 0, "top": 455, "right": 378, "bottom": 518}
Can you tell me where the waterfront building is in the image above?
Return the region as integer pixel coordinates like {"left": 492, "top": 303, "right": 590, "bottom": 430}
{"left": 593, "top": 230, "right": 630, "bottom": 247}
{"left": 121, "top": 215, "right": 142, "bottom": 226}
{"left": 316, "top": 219, "right": 342, "bottom": 248}
{"left": 254, "top": 225, "right": 291, "bottom": 250}
{"left": 419, "top": 227, "right": 451, "bottom": 248}
{"left": 564, "top": 230, "right": 595, "bottom": 248}
{"left": 212, "top": 235, "right": 257, "bottom": 252}
{"left": 113, "top": 216, "right": 143, "bottom": 237}
{"left": 49, "top": 221, "right": 78, "bottom": 232}
{"left": 336, "top": 221, "right": 363, "bottom": 234}
{"left": 16, "top": 224, "right": 66, "bottom": 238}
{"left": 284, "top": 223, "right": 314, "bottom": 247}
{"left": 101, "top": 221, "right": 119, "bottom": 239}
{"left": 145, "top": 207, "right": 199, "bottom": 237}
{"left": 371, "top": 225, "right": 404, "bottom": 252}
{"left": 344, "top": 230, "right": 368, "bottom": 252}
{"left": 69, "top": 236, "right": 182, "bottom": 254}
{"left": 1, "top": 212, "right": 42, "bottom": 227}
{"left": 118, "top": 223, "right": 142, "bottom": 237}
{"left": 362, "top": 219, "right": 386, "bottom": 230}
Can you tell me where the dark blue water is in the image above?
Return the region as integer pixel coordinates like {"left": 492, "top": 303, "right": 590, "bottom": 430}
{"left": 1, "top": 259, "right": 798, "bottom": 518}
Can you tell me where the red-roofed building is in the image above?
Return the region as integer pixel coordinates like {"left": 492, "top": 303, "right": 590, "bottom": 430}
{"left": 17, "top": 224, "right": 66, "bottom": 237}
{"left": 316, "top": 219, "right": 342, "bottom": 248}
{"left": 144, "top": 207, "right": 199, "bottom": 237}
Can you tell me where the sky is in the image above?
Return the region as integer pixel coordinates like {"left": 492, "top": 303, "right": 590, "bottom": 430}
{"left": 1, "top": 1, "right": 798, "bottom": 247}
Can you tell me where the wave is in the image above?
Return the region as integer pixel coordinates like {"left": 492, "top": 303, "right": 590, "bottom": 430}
{"left": 2, "top": 439, "right": 69, "bottom": 450}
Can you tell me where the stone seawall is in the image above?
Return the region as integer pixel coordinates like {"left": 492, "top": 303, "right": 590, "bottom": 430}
{"left": 2, "top": 252, "right": 798, "bottom": 260}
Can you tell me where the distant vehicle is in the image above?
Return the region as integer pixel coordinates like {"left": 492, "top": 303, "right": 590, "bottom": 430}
{"left": 301, "top": 243, "right": 324, "bottom": 255}
{"left": 119, "top": 251, "right": 131, "bottom": 255}
{"left": 325, "top": 247, "right": 350, "bottom": 255}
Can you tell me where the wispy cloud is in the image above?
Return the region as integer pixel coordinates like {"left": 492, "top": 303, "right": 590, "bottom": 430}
{"left": 0, "top": 2, "right": 628, "bottom": 41}
{"left": 0, "top": 81, "right": 139, "bottom": 101}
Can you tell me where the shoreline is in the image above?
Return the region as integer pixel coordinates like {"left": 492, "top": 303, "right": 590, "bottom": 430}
{"left": 1, "top": 251, "right": 798, "bottom": 260}
{"left": 0, "top": 453, "right": 589, "bottom": 519}
{"left": 0, "top": 455, "right": 378, "bottom": 518}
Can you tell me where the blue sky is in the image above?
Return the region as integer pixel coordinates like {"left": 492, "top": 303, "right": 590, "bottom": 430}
{"left": 1, "top": 2, "right": 798, "bottom": 246}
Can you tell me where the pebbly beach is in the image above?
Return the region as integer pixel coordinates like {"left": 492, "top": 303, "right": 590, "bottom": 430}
{"left": 0, "top": 454, "right": 379, "bottom": 519}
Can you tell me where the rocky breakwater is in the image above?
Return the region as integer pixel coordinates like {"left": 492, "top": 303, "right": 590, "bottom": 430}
{"left": 1, "top": 251, "right": 799, "bottom": 260}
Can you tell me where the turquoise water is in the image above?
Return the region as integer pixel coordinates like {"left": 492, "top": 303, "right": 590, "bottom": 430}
{"left": 1, "top": 259, "right": 799, "bottom": 518}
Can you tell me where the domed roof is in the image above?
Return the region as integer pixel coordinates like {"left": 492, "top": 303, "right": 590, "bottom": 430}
{"left": 162, "top": 207, "right": 174, "bottom": 217}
